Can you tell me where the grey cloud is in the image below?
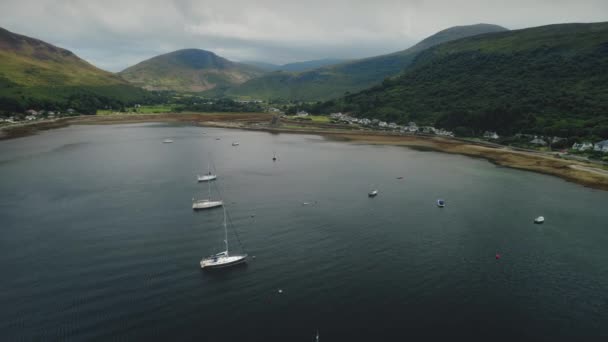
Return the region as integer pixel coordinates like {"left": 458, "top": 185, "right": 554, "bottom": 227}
{"left": 0, "top": 0, "right": 606, "bottom": 72}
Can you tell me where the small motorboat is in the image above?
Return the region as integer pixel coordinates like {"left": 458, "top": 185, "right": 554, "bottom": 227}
{"left": 232, "top": 142, "right": 239, "bottom": 146}
{"left": 437, "top": 199, "right": 445, "bottom": 207}
{"left": 368, "top": 189, "right": 378, "bottom": 197}
{"left": 162, "top": 139, "right": 173, "bottom": 143}
{"left": 534, "top": 216, "right": 545, "bottom": 224}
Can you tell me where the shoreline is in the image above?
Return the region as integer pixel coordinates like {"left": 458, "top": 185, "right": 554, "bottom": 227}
{"left": 2, "top": 113, "right": 608, "bottom": 191}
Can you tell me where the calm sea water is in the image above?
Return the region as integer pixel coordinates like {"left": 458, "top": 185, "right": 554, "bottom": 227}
{"left": 1, "top": 123, "right": 607, "bottom": 341}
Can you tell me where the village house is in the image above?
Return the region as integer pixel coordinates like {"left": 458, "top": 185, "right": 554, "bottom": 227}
{"left": 378, "top": 121, "right": 388, "bottom": 128}
{"left": 572, "top": 142, "right": 594, "bottom": 151}
{"left": 296, "top": 111, "right": 309, "bottom": 117}
{"left": 593, "top": 140, "right": 608, "bottom": 153}
{"left": 529, "top": 136, "right": 547, "bottom": 146}
{"left": 421, "top": 126, "right": 436, "bottom": 134}
{"left": 483, "top": 131, "right": 499, "bottom": 140}
{"left": 359, "top": 118, "right": 371, "bottom": 126}
{"left": 436, "top": 129, "right": 455, "bottom": 137}
{"left": 388, "top": 122, "right": 398, "bottom": 129}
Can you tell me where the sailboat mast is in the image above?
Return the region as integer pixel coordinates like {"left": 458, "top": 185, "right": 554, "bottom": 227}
{"left": 223, "top": 205, "right": 229, "bottom": 254}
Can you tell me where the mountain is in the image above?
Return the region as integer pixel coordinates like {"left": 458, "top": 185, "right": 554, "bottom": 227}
{"left": 315, "top": 22, "right": 608, "bottom": 138}
{"left": 242, "top": 61, "right": 281, "bottom": 72}
{"left": 119, "top": 49, "right": 264, "bottom": 92}
{"left": 278, "top": 58, "right": 349, "bottom": 72}
{"left": 218, "top": 24, "right": 508, "bottom": 101}
{"left": 0, "top": 27, "right": 148, "bottom": 113}
{"left": 243, "top": 58, "right": 348, "bottom": 72}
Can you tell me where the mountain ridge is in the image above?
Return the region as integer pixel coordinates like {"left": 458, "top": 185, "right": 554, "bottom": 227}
{"left": 217, "top": 23, "right": 508, "bottom": 101}
{"left": 119, "top": 49, "right": 264, "bottom": 92}
{"left": 313, "top": 22, "right": 608, "bottom": 138}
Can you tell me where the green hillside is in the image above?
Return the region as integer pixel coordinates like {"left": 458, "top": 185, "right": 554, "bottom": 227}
{"left": 219, "top": 24, "right": 508, "bottom": 101}
{"left": 314, "top": 22, "right": 608, "bottom": 138}
{"left": 0, "top": 27, "right": 150, "bottom": 113}
{"left": 119, "top": 49, "right": 264, "bottom": 92}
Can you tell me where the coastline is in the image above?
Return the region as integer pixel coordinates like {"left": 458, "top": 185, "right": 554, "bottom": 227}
{"left": 2, "top": 112, "right": 608, "bottom": 191}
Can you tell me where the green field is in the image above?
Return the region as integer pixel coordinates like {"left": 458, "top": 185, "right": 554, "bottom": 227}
{"left": 97, "top": 104, "right": 175, "bottom": 115}
{"left": 285, "top": 115, "right": 330, "bottom": 123}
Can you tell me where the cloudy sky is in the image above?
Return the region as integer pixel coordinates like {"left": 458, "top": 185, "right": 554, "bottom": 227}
{"left": 1, "top": 0, "right": 606, "bottom": 71}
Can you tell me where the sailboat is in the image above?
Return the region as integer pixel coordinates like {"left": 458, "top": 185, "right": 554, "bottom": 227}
{"left": 193, "top": 175, "right": 223, "bottom": 210}
{"left": 200, "top": 205, "right": 248, "bottom": 269}
{"left": 197, "top": 162, "right": 217, "bottom": 182}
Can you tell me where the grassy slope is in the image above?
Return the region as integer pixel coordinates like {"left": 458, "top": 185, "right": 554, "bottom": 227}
{"left": 0, "top": 27, "right": 148, "bottom": 105}
{"left": 119, "top": 49, "right": 263, "bottom": 92}
{"left": 320, "top": 22, "right": 608, "bottom": 136}
{"left": 220, "top": 24, "right": 508, "bottom": 101}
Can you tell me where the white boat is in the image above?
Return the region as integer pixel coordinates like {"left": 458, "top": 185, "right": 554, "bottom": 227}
{"left": 437, "top": 199, "right": 445, "bottom": 207}
{"left": 162, "top": 139, "right": 173, "bottom": 143}
{"left": 200, "top": 206, "right": 247, "bottom": 269}
{"left": 193, "top": 172, "right": 223, "bottom": 210}
{"left": 534, "top": 216, "right": 545, "bottom": 224}
{"left": 197, "top": 174, "right": 217, "bottom": 182}
{"left": 368, "top": 189, "right": 378, "bottom": 197}
{"left": 192, "top": 199, "right": 223, "bottom": 210}
{"left": 197, "top": 162, "right": 217, "bottom": 182}
{"left": 232, "top": 142, "right": 239, "bottom": 146}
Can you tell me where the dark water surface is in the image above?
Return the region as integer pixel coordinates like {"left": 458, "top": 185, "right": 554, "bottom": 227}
{"left": 1, "top": 123, "right": 607, "bottom": 341}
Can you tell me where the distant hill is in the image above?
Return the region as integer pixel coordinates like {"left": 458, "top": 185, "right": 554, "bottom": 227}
{"left": 219, "top": 24, "right": 508, "bottom": 101}
{"left": 119, "top": 49, "right": 264, "bottom": 92}
{"left": 243, "top": 58, "right": 348, "bottom": 72}
{"left": 315, "top": 22, "right": 608, "bottom": 138}
{"left": 0, "top": 27, "right": 148, "bottom": 113}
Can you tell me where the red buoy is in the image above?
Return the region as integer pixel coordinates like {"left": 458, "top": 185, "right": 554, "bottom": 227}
{"left": 495, "top": 253, "right": 501, "bottom": 260}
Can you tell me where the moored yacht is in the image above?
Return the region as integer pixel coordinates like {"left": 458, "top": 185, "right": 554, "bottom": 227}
{"left": 192, "top": 198, "right": 224, "bottom": 210}
{"left": 193, "top": 170, "right": 223, "bottom": 210}
{"left": 534, "top": 216, "right": 545, "bottom": 224}
{"left": 197, "top": 162, "right": 217, "bottom": 182}
{"left": 200, "top": 206, "right": 247, "bottom": 269}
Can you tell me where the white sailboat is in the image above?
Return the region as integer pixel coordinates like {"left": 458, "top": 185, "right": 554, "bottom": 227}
{"left": 197, "top": 162, "right": 217, "bottom": 182}
{"left": 200, "top": 206, "right": 247, "bottom": 269}
{"left": 193, "top": 175, "right": 223, "bottom": 210}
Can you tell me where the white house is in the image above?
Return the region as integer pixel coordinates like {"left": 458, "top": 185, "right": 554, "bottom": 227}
{"left": 296, "top": 111, "right": 309, "bottom": 117}
{"left": 530, "top": 136, "right": 547, "bottom": 146}
{"left": 436, "top": 129, "right": 455, "bottom": 137}
{"left": 572, "top": 142, "right": 594, "bottom": 151}
{"left": 483, "top": 131, "right": 499, "bottom": 140}
{"left": 378, "top": 121, "right": 388, "bottom": 128}
{"left": 421, "top": 126, "right": 437, "bottom": 134}
{"left": 593, "top": 140, "right": 608, "bottom": 152}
